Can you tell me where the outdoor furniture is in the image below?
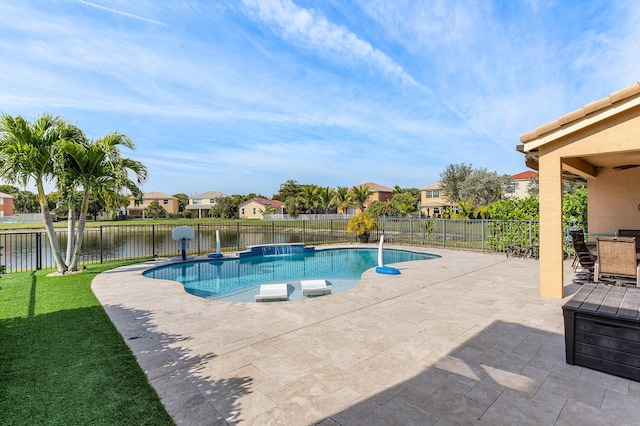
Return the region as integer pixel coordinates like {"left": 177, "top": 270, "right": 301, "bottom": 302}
{"left": 618, "top": 229, "right": 640, "bottom": 252}
{"left": 594, "top": 236, "right": 640, "bottom": 286}
{"left": 563, "top": 282, "right": 640, "bottom": 381}
{"left": 569, "top": 229, "right": 585, "bottom": 268}
{"left": 300, "top": 279, "right": 332, "bottom": 297}
{"left": 255, "top": 284, "right": 289, "bottom": 302}
{"left": 572, "top": 238, "right": 596, "bottom": 281}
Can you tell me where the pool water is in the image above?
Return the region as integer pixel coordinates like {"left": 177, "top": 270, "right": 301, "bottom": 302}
{"left": 143, "top": 248, "right": 439, "bottom": 302}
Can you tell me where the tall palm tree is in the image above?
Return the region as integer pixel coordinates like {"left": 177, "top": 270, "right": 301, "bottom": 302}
{"left": 59, "top": 132, "right": 147, "bottom": 271}
{"left": 0, "top": 113, "right": 80, "bottom": 273}
{"left": 300, "top": 185, "right": 320, "bottom": 213}
{"left": 349, "top": 185, "right": 372, "bottom": 212}
{"left": 333, "top": 186, "right": 353, "bottom": 214}
{"left": 317, "top": 186, "right": 335, "bottom": 213}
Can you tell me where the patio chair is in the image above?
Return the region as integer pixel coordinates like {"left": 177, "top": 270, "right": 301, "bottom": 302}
{"left": 255, "top": 283, "right": 289, "bottom": 301}
{"left": 572, "top": 239, "right": 595, "bottom": 281}
{"left": 594, "top": 237, "right": 640, "bottom": 286}
{"left": 300, "top": 279, "right": 332, "bottom": 297}
{"left": 569, "top": 229, "right": 585, "bottom": 268}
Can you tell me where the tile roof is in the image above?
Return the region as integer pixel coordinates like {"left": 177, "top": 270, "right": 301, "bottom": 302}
{"left": 355, "top": 182, "right": 394, "bottom": 192}
{"left": 240, "top": 197, "right": 284, "bottom": 208}
{"left": 139, "top": 191, "right": 176, "bottom": 200}
{"left": 420, "top": 182, "right": 441, "bottom": 190}
{"left": 190, "top": 190, "right": 227, "bottom": 199}
{"left": 520, "top": 82, "right": 640, "bottom": 143}
{"left": 511, "top": 171, "right": 538, "bottom": 180}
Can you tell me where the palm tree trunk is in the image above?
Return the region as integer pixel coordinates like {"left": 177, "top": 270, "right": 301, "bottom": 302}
{"left": 37, "top": 181, "right": 67, "bottom": 273}
{"left": 65, "top": 202, "right": 75, "bottom": 265}
{"left": 69, "top": 191, "right": 90, "bottom": 271}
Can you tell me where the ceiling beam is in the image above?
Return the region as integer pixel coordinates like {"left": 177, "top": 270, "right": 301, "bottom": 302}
{"left": 562, "top": 157, "right": 598, "bottom": 178}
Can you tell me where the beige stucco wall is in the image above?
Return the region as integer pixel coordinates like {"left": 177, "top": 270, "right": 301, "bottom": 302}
{"left": 588, "top": 167, "right": 640, "bottom": 237}
{"left": 239, "top": 201, "right": 264, "bottom": 219}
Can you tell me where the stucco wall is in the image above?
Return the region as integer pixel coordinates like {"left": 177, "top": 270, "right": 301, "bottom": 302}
{"left": 588, "top": 167, "right": 640, "bottom": 237}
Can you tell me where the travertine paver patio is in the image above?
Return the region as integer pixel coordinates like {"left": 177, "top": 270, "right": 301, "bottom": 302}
{"left": 92, "top": 246, "right": 640, "bottom": 425}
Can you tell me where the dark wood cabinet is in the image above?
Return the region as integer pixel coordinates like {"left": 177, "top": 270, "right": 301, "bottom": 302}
{"left": 563, "top": 283, "right": 640, "bottom": 381}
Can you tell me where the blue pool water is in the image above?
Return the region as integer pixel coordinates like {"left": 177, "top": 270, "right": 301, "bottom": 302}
{"left": 143, "top": 248, "right": 439, "bottom": 302}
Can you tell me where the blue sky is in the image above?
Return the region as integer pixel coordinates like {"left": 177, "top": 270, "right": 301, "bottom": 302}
{"left": 1, "top": 1, "right": 639, "bottom": 198}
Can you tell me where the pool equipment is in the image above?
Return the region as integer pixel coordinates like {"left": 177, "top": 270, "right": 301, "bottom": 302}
{"left": 172, "top": 226, "right": 195, "bottom": 261}
{"left": 208, "top": 230, "right": 223, "bottom": 258}
{"left": 376, "top": 235, "right": 400, "bottom": 275}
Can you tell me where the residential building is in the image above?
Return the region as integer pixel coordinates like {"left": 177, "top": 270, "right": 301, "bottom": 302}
{"left": 0, "top": 192, "right": 14, "bottom": 217}
{"left": 506, "top": 171, "right": 538, "bottom": 199}
{"left": 418, "top": 183, "right": 450, "bottom": 218}
{"left": 354, "top": 182, "right": 393, "bottom": 211}
{"left": 127, "top": 191, "right": 179, "bottom": 218}
{"left": 185, "top": 190, "right": 227, "bottom": 218}
{"left": 239, "top": 198, "right": 285, "bottom": 219}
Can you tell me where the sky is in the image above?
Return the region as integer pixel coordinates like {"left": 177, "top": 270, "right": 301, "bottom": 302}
{"left": 1, "top": 1, "right": 639, "bottom": 198}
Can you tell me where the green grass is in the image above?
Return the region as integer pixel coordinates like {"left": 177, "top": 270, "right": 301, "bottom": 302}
{"left": 0, "top": 261, "right": 174, "bottom": 426}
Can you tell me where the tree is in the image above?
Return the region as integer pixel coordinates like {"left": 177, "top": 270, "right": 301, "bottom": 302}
{"left": 58, "top": 131, "right": 147, "bottom": 270}
{"left": 333, "top": 186, "right": 353, "bottom": 214}
{"left": 284, "top": 196, "right": 304, "bottom": 217}
{"left": 144, "top": 200, "right": 166, "bottom": 218}
{"left": 349, "top": 185, "right": 372, "bottom": 212}
{"left": 452, "top": 199, "right": 474, "bottom": 219}
{"left": 173, "top": 193, "right": 189, "bottom": 214}
{"left": 366, "top": 200, "right": 391, "bottom": 217}
{"left": 0, "top": 113, "right": 82, "bottom": 273}
{"left": 272, "top": 179, "right": 302, "bottom": 202}
{"left": 317, "top": 186, "right": 335, "bottom": 213}
{"left": 300, "top": 185, "right": 320, "bottom": 213}
{"left": 459, "top": 168, "right": 511, "bottom": 207}
{"left": 388, "top": 192, "right": 418, "bottom": 217}
{"left": 210, "top": 195, "right": 246, "bottom": 218}
{"left": 563, "top": 187, "right": 588, "bottom": 224}
{"left": 439, "top": 163, "right": 473, "bottom": 204}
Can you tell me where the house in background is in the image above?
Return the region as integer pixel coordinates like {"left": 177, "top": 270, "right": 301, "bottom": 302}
{"left": 239, "top": 198, "right": 285, "bottom": 219}
{"left": 127, "top": 192, "right": 179, "bottom": 218}
{"left": 0, "top": 192, "right": 14, "bottom": 218}
{"left": 419, "top": 183, "right": 449, "bottom": 218}
{"left": 355, "top": 182, "right": 393, "bottom": 211}
{"left": 506, "top": 170, "right": 538, "bottom": 199}
{"left": 185, "top": 190, "right": 227, "bottom": 218}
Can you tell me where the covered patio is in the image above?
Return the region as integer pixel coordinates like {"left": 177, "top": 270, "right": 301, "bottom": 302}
{"left": 520, "top": 82, "right": 640, "bottom": 298}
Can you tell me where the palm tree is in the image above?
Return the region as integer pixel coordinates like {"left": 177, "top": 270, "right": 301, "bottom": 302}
{"left": 349, "top": 185, "right": 372, "bottom": 212}
{"left": 59, "top": 132, "right": 147, "bottom": 271}
{"left": 300, "top": 185, "right": 320, "bottom": 213}
{"left": 0, "top": 113, "right": 80, "bottom": 273}
{"left": 317, "top": 186, "right": 335, "bottom": 213}
{"left": 333, "top": 186, "right": 353, "bottom": 214}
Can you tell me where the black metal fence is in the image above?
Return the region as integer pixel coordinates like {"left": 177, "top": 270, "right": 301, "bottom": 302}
{"left": 0, "top": 219, "right": 555, "bottom": 273}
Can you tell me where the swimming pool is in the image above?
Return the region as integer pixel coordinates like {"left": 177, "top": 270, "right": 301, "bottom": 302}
{"left": 143, "top": 248, "right": 439, "bottom": 302}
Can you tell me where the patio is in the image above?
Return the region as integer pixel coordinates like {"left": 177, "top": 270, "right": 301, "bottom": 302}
{"left": 92, "top": 246, "right": 640, "bottom": 425}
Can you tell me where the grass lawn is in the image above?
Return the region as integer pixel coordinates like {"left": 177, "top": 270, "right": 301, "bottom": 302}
{"left": 0, "top": 261, "right": 174, "bottom": 426}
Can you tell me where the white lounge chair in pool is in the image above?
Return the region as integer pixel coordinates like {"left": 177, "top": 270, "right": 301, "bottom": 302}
{"left": 255, "top": 284, "right": 289, "bottom": 302}
{"left": 301, "top": 279, "right": 332, "bottom": 297}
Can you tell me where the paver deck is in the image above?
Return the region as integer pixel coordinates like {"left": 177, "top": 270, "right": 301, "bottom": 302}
{"left": 92, "top": 246, "right": 640, "bottom": 425}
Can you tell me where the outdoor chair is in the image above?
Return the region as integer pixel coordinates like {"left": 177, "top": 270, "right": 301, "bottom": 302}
{"left": 594, "top": 237, "right": 640, "bottom": 286}
{"left": 569, "top": 229, "right": 585, "bottom": 268}
{"left": 301, "top": 279, "right": 332, "bottom": 297}
{"left": 255, "top": 283, "right": 289, "bottom": 301}
{"left": 572, "top": 239, "right": 595, "bottom": 281}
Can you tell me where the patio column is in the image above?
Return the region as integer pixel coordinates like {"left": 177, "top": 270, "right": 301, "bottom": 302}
{"left": 538, "top": 153, "right": 565, "bottom": 298}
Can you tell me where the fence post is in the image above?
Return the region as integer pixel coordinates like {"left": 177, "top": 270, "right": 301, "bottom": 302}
{"left": 303, "top": 221, "right": 306, "bottom": 244}
{"left": 442, "top": 218, "right": 446, "bottom": 248}
{"left": 409, "top": 219, "right": 413, "bottom": 246}
{"left": 330, "top": 220, "right": 333, "bottom": 244}
{"left": 481, "top": 220, "right": 485, "bottom": 252}
{"left": 272, "top": 222, "right": 275, "bottom": 244}
{"left": 36, "top": 232, "right": 42, "bottom": 270}
{"left": 237, "top": 222, "right": 240, "bottom": 251}
{"left": 528, "top": 220, "right": 533, "bottom": 245}
{"left": 100, "top": 226, "right": 103, "bottom": 264}
{"left": 152, "top": 225, "right": 156, "bottom": 257}
{"left": 197, "top": 223, "right": 201, "bottom": 254}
